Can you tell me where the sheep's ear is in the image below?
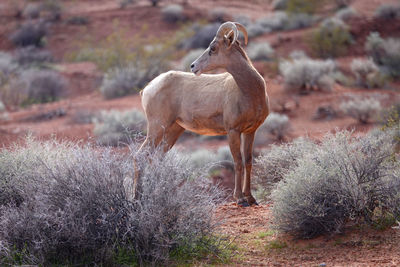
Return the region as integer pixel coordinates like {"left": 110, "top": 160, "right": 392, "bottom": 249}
{"left": 224, "top": 30, "right": 235, "bottom": 48}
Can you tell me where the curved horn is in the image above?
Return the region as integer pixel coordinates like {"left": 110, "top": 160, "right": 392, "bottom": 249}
{"left": 216, "top": 21, "right": 238, "bottom": 48}
{"left": 234, "top": 22, "right": 248, "bottom": 46}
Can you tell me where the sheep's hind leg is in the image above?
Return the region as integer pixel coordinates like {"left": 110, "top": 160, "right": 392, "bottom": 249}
{"left": 160, "top": 122, "right": 185, "bottom": 152}
{"left": 228, "top": 129, "right": 249, "bottom": 207}
{"left": 133, "top": 123, "right": 172, "bottom": 199}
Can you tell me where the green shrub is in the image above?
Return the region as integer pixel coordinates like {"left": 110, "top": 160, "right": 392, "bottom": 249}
{"left": 308, "top": 18, "right": 352, "bottom": 58}
{"left": 93, "top": 109, "right": 146, "bottom": 146}
{"left": 340, "top": 95, "right": 382, "bottom": 124}
{"left": 365, "top": 32, "right": 400, "bottom": 78}
{"left": 279, "top": 58, "right": 335, "bottom": 93}
{"left": 0, "top": 138, "right": 223, "bottom": 265}
{"left": 271, "top": 129, "right": 399, "bottom": 238}
{"left": 285, "top": 0, "right": 322, "bottom": 15}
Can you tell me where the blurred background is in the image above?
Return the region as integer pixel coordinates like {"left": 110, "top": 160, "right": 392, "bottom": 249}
{"left": 0, "top": 0, "right": 399, "bottom": 154}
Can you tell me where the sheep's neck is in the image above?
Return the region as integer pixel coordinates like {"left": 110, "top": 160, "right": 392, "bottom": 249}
{"left": 226, "top": 54, "right": 266, "bottom": 100}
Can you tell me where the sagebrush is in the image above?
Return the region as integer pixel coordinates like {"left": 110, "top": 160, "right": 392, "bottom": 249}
{"left": 365, "top": 32, "right": 400, "bottom": 78}
{"left": 161, "top": 4, "right": 184, "bottom": 23}
{"left": 254, "top": 137, "right": 316, "bottom": 203}
{"left": 308, "top": 18, "right": 352, "bottom": 58}
{"left": 256, "top": 112, "right": 291, "bottom": 142}
{"left": 271, "top": 129, "right": 399, "bottom": 238}
{"left": 350, "top": 58, "right": 387, "bottom": 88}
{"left": 340, "top": 95, "right": 382, "bottom": 124}
{"left": 247, "top": 42, "right": 275, "bottom": 61}
{"left": 100, "top": 65, "right": 146, "bottom": 99}
{"left": 0, "top": 138, "right": 224, "bottom": 265}
{"left": 93, "top": 109, "right": 147, "bottom": 146}
{"left": 279, "top": 58, "right": 335, "bottom": 93}
{"left": 10, "top": 21, "right": 47, "bottom": 47}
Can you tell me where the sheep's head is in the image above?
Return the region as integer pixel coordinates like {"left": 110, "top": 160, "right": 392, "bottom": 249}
{"left": 190, "top": 21, "right": 248, "bottom": 76}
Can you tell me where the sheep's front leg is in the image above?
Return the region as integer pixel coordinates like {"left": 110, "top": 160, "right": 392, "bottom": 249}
{"left": 242, "top": 132, "right": 257, "bottom": 205}
{"left": 228, "top": 129, "right": 248, "bottom": 207}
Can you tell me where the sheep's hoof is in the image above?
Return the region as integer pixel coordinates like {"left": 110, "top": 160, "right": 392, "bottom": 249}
{"left": 245, "top": 195, "right": 258, "bottom": 206}
{"left": 237, "top": 199, "right": 250, "bottom": 207}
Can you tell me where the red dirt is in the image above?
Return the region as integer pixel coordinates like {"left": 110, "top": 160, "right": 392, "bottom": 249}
{"left": 1, "top": 0, "right": 400, "bottom": 265}
{"left": 216, "top": 203, "right": 400, "bottom": 266}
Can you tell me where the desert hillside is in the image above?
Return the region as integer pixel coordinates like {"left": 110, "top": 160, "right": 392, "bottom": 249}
{"left": 0, "top": 0, "right": 399, "bottom": 266}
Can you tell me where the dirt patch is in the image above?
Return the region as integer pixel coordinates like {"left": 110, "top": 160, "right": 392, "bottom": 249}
{"left": 215, "top": 203, "right": 400, "bottom": 266}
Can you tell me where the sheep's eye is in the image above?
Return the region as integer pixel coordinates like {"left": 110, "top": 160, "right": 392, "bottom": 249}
{"left": 209, "top": 46, "right": 217, "bottom": 55}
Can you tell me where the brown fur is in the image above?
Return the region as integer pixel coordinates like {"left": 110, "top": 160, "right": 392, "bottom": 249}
{"left": 135, "top": 22, "right": 269, "bottom": 206}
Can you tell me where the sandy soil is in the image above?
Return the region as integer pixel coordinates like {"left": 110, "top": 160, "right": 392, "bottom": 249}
{"left": 1, "top": 0, "right": 400, "bottom": 265}
{"left": 216, "top": 203, "right": 400, "bottom": 266}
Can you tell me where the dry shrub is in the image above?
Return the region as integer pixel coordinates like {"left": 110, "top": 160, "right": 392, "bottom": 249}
{"left": 181, "top": 23, "right": 220, "bottom": 49}
{"left": 0, "top": 138, "right": 224, "bottom": 265}
{"left": 100, "top": 66, "right": 147, "bottom": 99}
{"left": 247, "top": 42, "right": 275, "bottom": 61}
{"left": 67, "top": 24, "right": 176, "bottom": 73}
{"left": 180, "top": 49, "right": 204, "bottom": 71}
{"left": 256, "top": 112, "right": 291, "bottom": 142}
{"left": 14, "top": 46, "right": 53, "bottom": 66}
{"left": 365, "top": 32, "right": 400, "bottom": 79}
{"left": 254, "top": 137, "right": 316, "bottom": 203}
{"left": 93, "top": 109, "right": 146, "bottom": 146}
{"left": 340, "top": 95, "right": 382, "bottom": 124}
{"left": 279, "top": 58, "right": 335, "bottom": 93}
{"left": 308, "top": 18, "right": 352, "bottom": 58}
{"left": 374, "top": 4, "right": 400, "bottom": 19}
{"left": 18, "top": 70, "right": 67, "bottom": 105}
{"left": 10, "top": 21, "right": 48, "bottom": 47}
{"left": 271, "top": 129, "right": 399, "bottom": 238}
{"left": 161, "top": 4, "right": 184, "bottom": 23}
{"left": 350, "top": 58, "right": 388, "bottom": 89}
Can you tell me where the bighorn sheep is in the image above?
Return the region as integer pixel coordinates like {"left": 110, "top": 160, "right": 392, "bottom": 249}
{"left": 136, "top": 21, "right": 269, "bottom": 206}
